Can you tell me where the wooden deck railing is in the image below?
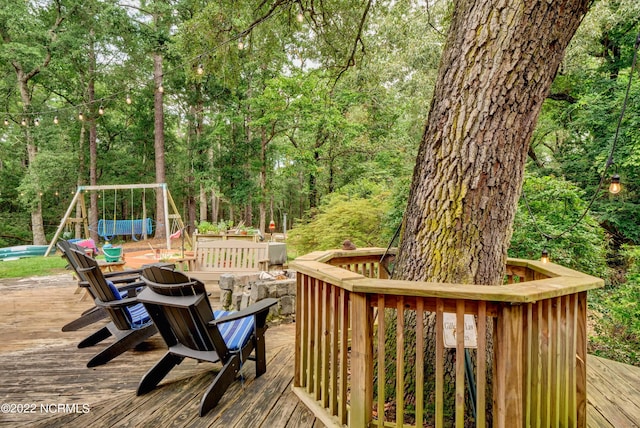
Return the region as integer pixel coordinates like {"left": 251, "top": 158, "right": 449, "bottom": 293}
{"left": 290, "top": 248, "right": 604, "bottom": 428}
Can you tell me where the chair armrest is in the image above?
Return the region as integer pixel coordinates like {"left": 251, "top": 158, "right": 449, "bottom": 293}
{"left": 209, "top": 298, "right": 277, "bottom": 326}
{"left": 104, "top": 268, "right": 143, "bottom": 279}
{"left": 95, "top": 295, "right": 141, "bottom": 309}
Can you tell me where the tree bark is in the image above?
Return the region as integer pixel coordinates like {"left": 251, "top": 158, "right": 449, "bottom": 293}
{"left": 390, "top": 0, "right": 591, "bottom": 423}
{"left": 88, "top": 35, "right": 99, "bottom": 243}
{"left": 395, "top": 0, "right": 591, "bottom": 285}
{"left": 153, "top": 51, "right": 167, "bottom": 239}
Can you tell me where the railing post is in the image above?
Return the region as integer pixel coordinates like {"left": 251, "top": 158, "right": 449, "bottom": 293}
{"left": 494, "top": 304, "right": 525, "bottom": 428}
{"left": 350, "top": 292, "right": 373, "bottom": 427}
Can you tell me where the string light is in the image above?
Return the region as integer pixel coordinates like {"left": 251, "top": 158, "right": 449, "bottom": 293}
{"left": 21, "top": 118, "right": 27, "bottom": 126}
{"left": 78, "top": 111, "right": 84, "bottom": 121}
{"left": 2, "top": 25, "right": 265, "bottom": 123}
{"left": 540, "top": 248, "right": 549, "bottom": 264}
{"left": 197, "top": 63, "right": 204, "bottom": 75}
{"left": 609, "top": 174, "right": 621, "bottom": 194}
{"left": 98, "top": 105, "right": 105, "bottom": 115}
{"left": 34, "top": 118, "right": 40, "bottom": 126}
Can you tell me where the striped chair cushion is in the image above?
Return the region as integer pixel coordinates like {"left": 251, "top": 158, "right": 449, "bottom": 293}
{"left": 107, "top": 281, "right": 151, "bottom": 328}
{"left": 213, "top": 310, "right": 255, "bottom": 352}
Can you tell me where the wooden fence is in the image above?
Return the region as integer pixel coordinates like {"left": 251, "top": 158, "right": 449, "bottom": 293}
{"left": 290, "top": 248, "right": 604, "bottom": 428}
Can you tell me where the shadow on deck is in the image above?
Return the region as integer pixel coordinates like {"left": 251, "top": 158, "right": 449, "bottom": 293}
{"left": 0, "top": 274, "right": 638, "bottom": 427}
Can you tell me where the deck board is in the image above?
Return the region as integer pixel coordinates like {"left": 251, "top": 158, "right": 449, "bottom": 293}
{"left": 0, "top": 274, "right": 638, "bottom": 427}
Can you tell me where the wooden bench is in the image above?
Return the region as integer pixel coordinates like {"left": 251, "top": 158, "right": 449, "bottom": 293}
{"left": 175, "top": 239, "right": 269, "bottom": 282}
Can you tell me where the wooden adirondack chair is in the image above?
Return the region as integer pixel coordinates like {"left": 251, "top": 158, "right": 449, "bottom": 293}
{"left": 57, "top": 240, "right": 143, "bottom": 332}
{"left": 67, "top": 248, "right": 158, "bottom": 367}
{"left": 137, "top": 265, "right": 277, "bottom": 416}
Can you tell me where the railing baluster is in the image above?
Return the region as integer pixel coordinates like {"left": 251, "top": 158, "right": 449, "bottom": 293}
{"left": 455, "top": 300, "right": 465, "bottom": 428}
{"left": 329, "top": 284, "right": 339, "bottom": 416}
{"left": 396, "top": 296, "right": 405, "bottom": 428}
{"left": 416, "top": 298, "right": 425, "bottom": 427}
{"left": 477, "top": 301, "right": 487, "bottom": 428}
{"left": 339, "top": 287, "right": 349, "bottom": 425}
{"left": 377, "top": 294, "right": 386, "bottom": 427}
{"left": 436, "top": 298, "right": 444, "bottom": 428}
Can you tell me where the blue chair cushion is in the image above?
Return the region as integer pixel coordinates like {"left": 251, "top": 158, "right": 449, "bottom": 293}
{"left": 107, "top": 280, "right": 151, "bottom": 328}
{"left": 213, "top": 310, "right": 255, "bottom": 352}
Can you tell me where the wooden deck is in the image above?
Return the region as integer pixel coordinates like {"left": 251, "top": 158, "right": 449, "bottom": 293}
{"left": 0, "top": 274, "right": 638, "bottom": 427}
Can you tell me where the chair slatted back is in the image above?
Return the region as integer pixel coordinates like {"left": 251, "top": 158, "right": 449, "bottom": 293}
{"left": 140, "top": 266, "right": 230, "bottom": 360}
{"left": 69, "top": 248, "right": 132, "bottom": 330}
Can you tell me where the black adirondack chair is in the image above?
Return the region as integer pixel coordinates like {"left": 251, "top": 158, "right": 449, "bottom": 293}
{"left": 57, "top": 240, "right": 143, "bottom": 332}
{"left": 137, "top": 265, "right": 277, "bottom": 416}
{"left": 67, "top": 247, "right": 157, "bottom": 367}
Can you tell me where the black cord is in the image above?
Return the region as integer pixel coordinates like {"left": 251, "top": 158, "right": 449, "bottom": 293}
{"left": 523, "top": 28, "right": 640, "bottom": 245}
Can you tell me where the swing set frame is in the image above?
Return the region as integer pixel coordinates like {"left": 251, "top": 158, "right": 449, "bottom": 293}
{"left": 45, "top": 183, "right": 189, "bottom": 257}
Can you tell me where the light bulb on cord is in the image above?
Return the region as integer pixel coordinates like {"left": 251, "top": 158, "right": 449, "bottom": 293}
{"left": 4, "top": 118, "right": 9, "bottom": 126}
{"left": 238, "top": 39, "right": 244, "bottom": 50}
{"left": 297, "top": 11, "right": 304, "bottom": 22}
{"left": 98, "top": 105, "right": 105, "bottom": 115}
{"left": 126, "top": 94, "right": 132, "bottom": 105}
{"left": 21, "top": 118, "right": 27, "bottom": 126}
{"left": 158, "top": 85, "right": 164, "bottom": 93}
{"left": 609, "top": 174, "right": 621, "bottom": 194}
{"left": 34, "top": 118, "right": 40, "bottom": 126}
{"left": 197, "top": 64, "right": 204, "bottom": 75}
{"left": 540, "top": 248, "right": 550, "bottom": 264}
{"left": 54, "top": 116, "right": 59, "bottom": 125}
{"left": 78, "top": 111, "right": 84, "bottom": 121}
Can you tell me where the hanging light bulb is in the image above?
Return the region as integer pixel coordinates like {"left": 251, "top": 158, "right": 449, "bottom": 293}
{"left": 4, "top": 118, "right": 9, "bottom": 126}
{"left": 53, "top": 116, "right": 59, "bottom": 125}
{"left": 21, "top": 118, "right": 27, "bottom": 126}
{"left": 98, "top": 105, "right": 105, "bottom": 115}
{"left": 158, "top": 85, "right": 164, "bottom": 93}
{"left": 196, "top": 63, "right": 204, "bottom": 75}
{"left": 78, "top": 111, "right": 84, "bottom": 121}
{"left": 126, "top": 93, "right": 132, "bottom": 105}
{"left": 540, "top": 248, "right": 550, "bottom": 264}
{"left": 296, "top": 10, "right": 304, "bottom": 22}
{"left": 34, "top": 118, "right": 40, "bottom": 126}
{"left": 237, "top": 39, "right": 244, "bottom": 50}
{"left": 609, "top": 174, "right": 621, "bottom": 194}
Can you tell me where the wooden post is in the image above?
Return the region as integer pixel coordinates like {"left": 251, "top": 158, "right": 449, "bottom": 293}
{"left": 350, "top": 292, "right": 373, "bottom": 427}
{"left": 494, "top": 304, "right": 524, "bottom": 428}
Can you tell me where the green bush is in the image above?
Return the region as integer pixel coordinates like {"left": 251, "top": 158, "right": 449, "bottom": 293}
{"left": 589, "top": 245, "right": 640, "bottom": 366}
{"left": 288, "top": 191, "right": 392, "bottom": 256}
{"left": 509, "top": 174, "right": 610, "bottom": 279}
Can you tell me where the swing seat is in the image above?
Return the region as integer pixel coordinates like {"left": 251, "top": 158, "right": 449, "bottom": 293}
{"left": 97, "top": 218, "right": 154, "bottom": 240}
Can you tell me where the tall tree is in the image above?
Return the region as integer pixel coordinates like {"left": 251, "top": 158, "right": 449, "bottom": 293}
{"left": 0, "top": 1, "right": 65, "bottom": 245}
{"left": 395, "top": 0, "right": 592, "bottom": 285}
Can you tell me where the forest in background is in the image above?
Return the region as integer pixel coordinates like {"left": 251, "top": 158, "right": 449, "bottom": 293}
{"left": 1, "top": 0, "right": 639, "bottom": 364}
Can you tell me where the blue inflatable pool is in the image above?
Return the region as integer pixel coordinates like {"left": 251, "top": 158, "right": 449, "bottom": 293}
{"left": 0, "top": 245, "right": 53, "bottom": 260}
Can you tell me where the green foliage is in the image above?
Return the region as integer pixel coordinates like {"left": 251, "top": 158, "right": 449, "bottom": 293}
{"left": 509, "top": 174, "right": 609, "bottom": 279}
{"left": 589, "top": 245, "right": 640, "bottom": 366}
{"left": 287, "top": 185, "right": 392, "bottom": 256}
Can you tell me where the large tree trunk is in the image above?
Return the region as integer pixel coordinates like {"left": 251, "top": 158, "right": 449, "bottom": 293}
{"left": 390, "top": 0, "right": 591, "bottom": 423}
{"left": 395, "top": 0, "right": 590, "bottom": 284}
{"left": 153, "top": 51, "right": 167, "bottom": 239}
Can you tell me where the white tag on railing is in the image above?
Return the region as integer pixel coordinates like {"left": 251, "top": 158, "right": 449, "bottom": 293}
{"left": 443, "top": 313, "right": 478, "bottom": 349}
